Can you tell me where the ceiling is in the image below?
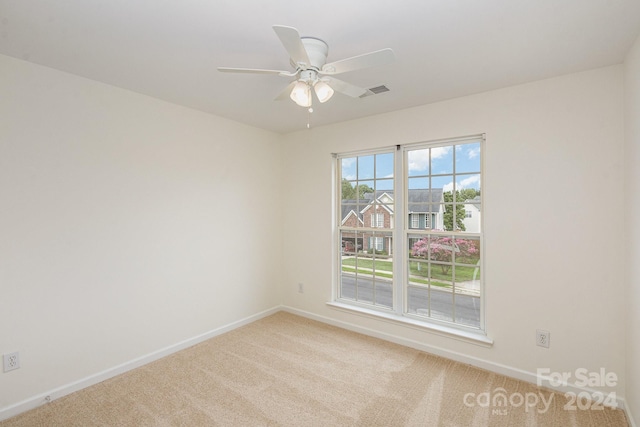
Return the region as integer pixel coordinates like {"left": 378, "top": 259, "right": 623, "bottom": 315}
{"left": 1, "top": 1, "right": 639, "bottom": 134}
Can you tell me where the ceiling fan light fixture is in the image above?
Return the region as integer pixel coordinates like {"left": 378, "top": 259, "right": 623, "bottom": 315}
{"left": 290, "top": 81, "right": 312, "bottom": 107}
{"left": 219, "top": 25, "right": 395, "bottom": 115}
{"left": 314, "top": 81, "right": 334, "bottom": 103}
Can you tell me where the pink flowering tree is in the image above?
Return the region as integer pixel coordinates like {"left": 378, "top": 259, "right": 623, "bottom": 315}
{"left": 411, "top": 235, "right": 479, "bottom": 273}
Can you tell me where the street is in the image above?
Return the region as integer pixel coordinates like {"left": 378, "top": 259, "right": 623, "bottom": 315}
{"left": 340, "top": 275, "right": 480, "bottom": 327}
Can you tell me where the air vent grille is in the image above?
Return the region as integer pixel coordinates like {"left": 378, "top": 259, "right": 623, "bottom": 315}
{"left": 360, "top": 85, "right": 390, "bottom": 98}
{"left": 369, "top": 85, "right": 390, "bottom": 94}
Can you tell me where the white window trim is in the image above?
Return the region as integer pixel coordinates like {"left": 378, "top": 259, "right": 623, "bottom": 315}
{"left": 333, "top": 135, "right": 487, "bottom": 341}
{"left": 372, "top": 236, "right": 384, "bottom": 251}
{"left": 326, "top": 301, "right": 493, "bottom": 346}
{"left": 370, "top": 213, "right": 384, "bottom": 228}
{"left": 411, "top": 213, "right": 419, "bottom": 229}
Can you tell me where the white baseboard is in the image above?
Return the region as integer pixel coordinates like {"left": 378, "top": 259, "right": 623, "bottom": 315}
{"left": 281, "top": 306, "right": 629, "bottom": 415}
{"left": 628, "top": 406, "right": 638, "bottom": 427}
{"left": 0, "top": 306, "right": 281, "bottom": 422}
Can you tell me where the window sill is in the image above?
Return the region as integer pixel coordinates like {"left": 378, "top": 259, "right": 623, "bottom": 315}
{"left": 326, "top": 301, "right": 493, "bottom": 347}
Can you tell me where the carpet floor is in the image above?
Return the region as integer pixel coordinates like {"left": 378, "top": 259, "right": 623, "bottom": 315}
{"left": 0, "top": 312, "right": 629, "bottom": 426}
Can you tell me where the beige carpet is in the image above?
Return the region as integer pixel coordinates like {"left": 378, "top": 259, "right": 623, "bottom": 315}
{"left": 0, "top": 312, "right": 628, "bottom": 426}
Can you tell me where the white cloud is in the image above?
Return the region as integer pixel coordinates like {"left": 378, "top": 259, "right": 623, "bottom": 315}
{"left": 467, "top": 147, "right": 480, "bottom": 159}
{"left": 341, "top": 158, "right": 356, "bottom": 181}
{"left": 408, "top": 149, "right": 429, "bottom": 172}
{"left": 432, "top": 146, "right": 452, "bottom": 159}
{"left": 408, "top": 146, "right": 451, "bottom": 172}
{"left": 442, "top": 175, "right": 480, "bottom": 193}
{"left": 460, "top": 175, "right": 480, "bottom": 188}
{"left": 341, "top": 158, "right": 356, "bottom": 167}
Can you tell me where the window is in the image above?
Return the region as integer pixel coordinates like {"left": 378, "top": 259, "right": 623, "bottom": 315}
{"left": 371, "top": 213, "right": 384, "bottom": 228}
{"left": 337, "top": 151, "right": 394, "bottom": 309}
{"left": 336, "top": 136, "right": 484, "bottom": 333}
{"left": 410, "top": 214, "right": 419, "bottom": 229}
{"left": 370, "top": 236, "right": 384, "bottom": 251}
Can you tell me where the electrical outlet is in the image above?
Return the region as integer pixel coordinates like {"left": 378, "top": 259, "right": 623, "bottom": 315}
{"left": 298, "top": 283, "right": 304, "bottom": 293}
{"left": 3, "top": 352, "right": 20, "bottom": 372}
{"left": 536, "top": 330, "right": 550, "bottom": 348}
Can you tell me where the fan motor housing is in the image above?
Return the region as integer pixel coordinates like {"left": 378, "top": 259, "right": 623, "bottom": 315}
{"left": 299, "top": 37, "right": 328, "bottom": 70}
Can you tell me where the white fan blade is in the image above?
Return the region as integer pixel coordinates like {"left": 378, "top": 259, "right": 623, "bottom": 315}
{"left": 275, "top": 81, "right": 297, "bottom": 101}
{"left": 273, "top": 25, "right": 310, "bottom": 67}
{"left": 325, "top": 77, "right": 367, "bottom": 98}
{"left": 321, "top": 48, "right": 395, "bottom": 75}
{"left": 218, "top": 67, "right": 291, "bottom": 76}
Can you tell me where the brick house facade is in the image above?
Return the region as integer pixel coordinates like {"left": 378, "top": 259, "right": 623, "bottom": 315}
{"left": 340, "top": 190, "right": 445, "bottom": 256}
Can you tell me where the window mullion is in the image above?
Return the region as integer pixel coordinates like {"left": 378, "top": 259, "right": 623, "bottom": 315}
{"left": 393, "top": 145, "right": 404, "bottom": 315}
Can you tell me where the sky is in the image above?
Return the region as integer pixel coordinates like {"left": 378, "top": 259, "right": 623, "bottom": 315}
{"left": 340, "top": 141, "right": 481, "bottom": 193}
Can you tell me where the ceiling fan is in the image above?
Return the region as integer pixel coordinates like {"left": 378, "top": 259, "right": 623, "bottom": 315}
{"left": 218, "top": 25, "right": 394, "bottom": 108}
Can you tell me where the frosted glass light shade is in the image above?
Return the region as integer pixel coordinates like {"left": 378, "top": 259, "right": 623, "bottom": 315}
{"left": 290, "top": 81, "right": 312, "bottom": 107}
{"left": 314, "top": 81, "right": 334, "bottom": 103}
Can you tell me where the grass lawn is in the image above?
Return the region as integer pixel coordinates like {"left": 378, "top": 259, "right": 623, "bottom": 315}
{"left": 341, "top": 256, "right": 480, "bottom": 282}
{"left": 341, "top": 266, "right": 448, "bottom": 288}
{"left": 341, "top": 266, "right": 393, "bottom": 280}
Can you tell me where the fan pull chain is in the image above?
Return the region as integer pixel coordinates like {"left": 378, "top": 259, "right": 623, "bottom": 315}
{"left": 307, "top": 106, "right": 313, "bottom": 129}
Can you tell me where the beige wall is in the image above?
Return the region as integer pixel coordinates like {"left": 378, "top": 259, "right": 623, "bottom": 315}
{"left": 624, "top": 32, "right": 640, "bottom": 426}
{"left": 282, "top": 65, "right": 626, "bottom": 395}
{"left": 0, "top": 54, "right": 284, "bottom": 410}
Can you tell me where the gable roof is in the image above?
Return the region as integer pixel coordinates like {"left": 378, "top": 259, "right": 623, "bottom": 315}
{"left": 341, "top": 189, "right": 445, "bottom": 221}
{"left": 464, "top": 195, "right": 481, "bottom": 209}
{"left": 360, "top": 192, "right": 394, "bottom": 215}
{"left": 350, "top": 189, "right": 445, "bottom": 216}
{"left": 340, "top": 188, "right": 444, "bottom": 223}
{"left": 340, "top": 199, "right": 364, "bottom": 224}
{"left": 407, "top": 189, "right": 444, "bottom": 213}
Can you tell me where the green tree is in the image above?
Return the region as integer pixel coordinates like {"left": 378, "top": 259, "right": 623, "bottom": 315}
{"left": 443, "top": 191, "right": 466, "bottom": 231}
{"left": 342, "top": 179, "right": 356, "bottom": 199}
{"left": 341, "top": 179, "right": 373, "bottom": 200}
{"left": 459, "top": 188, "right": 480, "bottom": 202}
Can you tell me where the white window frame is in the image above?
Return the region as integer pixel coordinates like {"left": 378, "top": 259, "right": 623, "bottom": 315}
{"left": 371, "top": 213, "right": 384, "bottom": 228}
{"left": 371, "top": 236, "right": 384, "bottom": 251}
{"left": 332, "top": 135, "right": 489, "bottom": 344}
{"left": 411, "top": 213, "right": 419, "bottom": 229}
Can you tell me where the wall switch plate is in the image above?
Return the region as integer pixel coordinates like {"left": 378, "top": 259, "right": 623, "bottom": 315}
{"left": 3, "top": 352, "right": 20, "bottom": 372}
